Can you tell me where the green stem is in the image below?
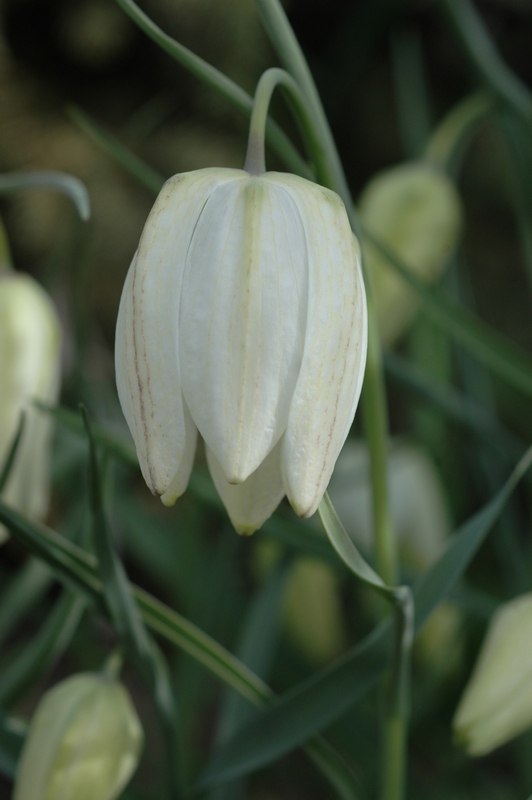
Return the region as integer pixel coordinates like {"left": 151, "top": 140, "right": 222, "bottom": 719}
{"left": 362, "top": 302, "right": 397, "bottom": 588}
{"left": 439, "top": 0, "right": 532, "bottom": 138}
{"left": 244, "top": 68, "right": 329, "bottom": 178}
{"left": 112, "top": 0, "right": 312, "bottom": 180}
{"left": 254, "top": 0, "right": 350, "bottom": 203}
{"left": 0, "top": 172, "right": 90, "bottom": 221}
{"left": 381, "top": 589, "right": 413, "bottom": 800}
{"left": 425, "top": 91, "right": 494, "bottom": 172}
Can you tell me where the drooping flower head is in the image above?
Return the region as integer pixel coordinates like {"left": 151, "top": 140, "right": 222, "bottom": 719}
{"left": 116, "top": 168, "right": 367, "bottom": 533}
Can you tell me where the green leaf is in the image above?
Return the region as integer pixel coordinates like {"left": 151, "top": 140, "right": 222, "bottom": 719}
{"left": 318, "top": 493, "right": 386, "bottom": 592}
{"left": 208, "top": 563, "right": 290, "bottom": 800}
{"left": 198, "top": 446, "right": 532, "bottom": 785}
{"left": 384, "top": 352, "right": 525, "bottom": 462}
{"left": 0, "top": 560, "right": 52, "bottom": 648}
{"left": 68, "top": 106, "right": 165, "bottom": 196}
{"left": 0, "top": 171, "right": 89, "bottom": 221}
{"left": 0, "top": 715, "right": 26, "bottom": 780}
{"left": 0, "top": 500, "right": 356, "bottom": 798}
{"left": 80, "top": 406, "right": 181, "bottom": 796}
{"left": 364, "top": 227, "right": 532, "bottom": 399}
{"left": 0, "top": 412, "right": 25, "bottom": 494}
{"left": 0, "top": 592, "right": 86, "bottom": 709}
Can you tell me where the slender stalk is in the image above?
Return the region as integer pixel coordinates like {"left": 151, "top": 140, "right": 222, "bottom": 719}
{"left": 254, "top": 0, "right": 351, "bottom": 204}
{"left": 362, "top": 302, "right": 397, "bottom": 588}
{"left": 0, "top": 172, "right": 90, "bottom": 221}
{"left": 244, "top": 68, "right": 329, "bottom": 179}
{"left": 439, "top": 0, "right": 532, "bottom": 138}
{"left": 425, "top": 91, "right": 493, "bottom": 172}
{"left": 112, "top": 0, "right": 312, "bottom": 180}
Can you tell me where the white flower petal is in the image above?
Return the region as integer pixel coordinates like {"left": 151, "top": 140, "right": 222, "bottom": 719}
{"left": 115, "top": 169, "right": 241, "bottom": 497}
{"left": 206, "top": 440, "right": 285, "bottom": 535}
{"left": 267, "top": 174, "right": 367, "bottom": 518}
{"left": 160, "top": 405, "right": 198, "bottom": 507}
{"left": 180, "top": 176, "right": 308, "bottom": 483}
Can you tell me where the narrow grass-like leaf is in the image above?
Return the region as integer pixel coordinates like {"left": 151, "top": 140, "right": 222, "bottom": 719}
{"left": 0, "top": 715, "right": 26, "bottom": 780}
{"left": 318, "top": 493, "right": 386, "bottom": 592}
{"left": 199, "top": 446, "right": 532, "bottom": 785}
{"left": 0, "top": 592, "right": 86, "bottom": 709}
{"left": 0, "top": 502, "right": 357, "bottom": 797}
{"left": 440, "top": 0, "right": 532, "bottom": 137}
{"left": 35, "top": 402, "right": 138, "bottom": 466}
{"left": 80, "top": 406, "right": 180, "bottom": 796}
{"left": 364, "top": 228, "right": 532, "bottom": 398}
{"left": 0, "top": 413, "right": 25, "bottom": 494}
{"left": 0, "top": 560, "right": 52, "bottom": 647}
{"left": 113, "top": 0, "right": 311, "bottom": 179}
{"left": 0, "top": 172, "right": 90, "bottom": 221}
{"left": 209, "top": 563, "right": 290, "bottom": 800}
{"left": 68, "top": 106, "right": 165, "bottom": 196}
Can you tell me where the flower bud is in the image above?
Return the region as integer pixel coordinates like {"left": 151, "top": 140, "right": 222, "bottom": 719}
{"left": 14, "top": 672, "right": 143, "bottom": 800}
{"left": 0, "top": 272, "right": 61, "bottom": 542}
{"left": 453, "top": 593, "right": 532, "bottom": 756}
{"left": 115, "top": 168, "right": 367, "bottom": 533}
{"left": 358, "top": 162, "right": 462, "bottom": 345}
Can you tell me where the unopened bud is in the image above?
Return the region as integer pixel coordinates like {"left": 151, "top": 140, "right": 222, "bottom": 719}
{"left": 453, "top": 594, "right": 532, "bottom": 756}
{"left": 14, "top": 672, "right": 143, "bottom": 800}
{"left": 359, "top": 162, "right": 462, "bottom": 345}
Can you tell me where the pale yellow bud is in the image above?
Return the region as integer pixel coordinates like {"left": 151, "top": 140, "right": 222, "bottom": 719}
{"left": 359, "top": 162, "right": 462, "bottom": 346}
{"left": 14, "top": 673, "right": 143, "bottom": 800}
{"left": 453, "top": 593, "right": 532, "bottom": 756}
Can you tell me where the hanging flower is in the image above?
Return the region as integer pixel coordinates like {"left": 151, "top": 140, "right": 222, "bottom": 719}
{"left": 115, "top": 168, "right": 367, "bottom": 534}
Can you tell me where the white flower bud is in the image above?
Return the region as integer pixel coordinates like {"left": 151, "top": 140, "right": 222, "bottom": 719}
{"left": 359, "top": 162, "right": 462, "bottom": 346}
{"left": 453, "top": 593, "right": 532, "bottom": 756}
{"left": 115, "top": 168, "right": 367, "bottom": 533}
{"left": 0, "top": 272, "right": 61, "bottom": 542}
{"left": 14, "top": 672, "right": 143, "bottom": 800}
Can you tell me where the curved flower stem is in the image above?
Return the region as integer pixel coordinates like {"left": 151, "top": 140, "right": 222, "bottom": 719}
{"left": 254, "top": 0, "right": 352, "bottom": 205}
{"left": 0, "top": 172, "right": 90, "bottom": 222}
{"left": 112, "top": 0, "right": 312, "bottom": 180}
{"left": 425, "top": 91, "right": 494, "bottom": 173}
{"left": 244, "top": 67, "right": 329, "bottom": 178}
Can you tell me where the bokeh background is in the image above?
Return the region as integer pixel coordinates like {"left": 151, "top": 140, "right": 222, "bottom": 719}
{"left": 1, "top": 1, "right": 532, "bottom": 798}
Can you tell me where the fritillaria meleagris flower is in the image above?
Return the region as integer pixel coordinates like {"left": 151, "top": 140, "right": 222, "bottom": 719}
{"left": 115, "top": 168, "right": 367, "bottom": 533}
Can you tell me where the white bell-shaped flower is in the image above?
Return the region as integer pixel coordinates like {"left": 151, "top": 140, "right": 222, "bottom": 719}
{"left": 115, "top": 168, "right": 367, "bottom": 534}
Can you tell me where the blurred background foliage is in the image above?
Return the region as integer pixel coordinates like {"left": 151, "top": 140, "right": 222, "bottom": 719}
{"left": 1, "top": 0, "right": 532, "bottom": 798}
